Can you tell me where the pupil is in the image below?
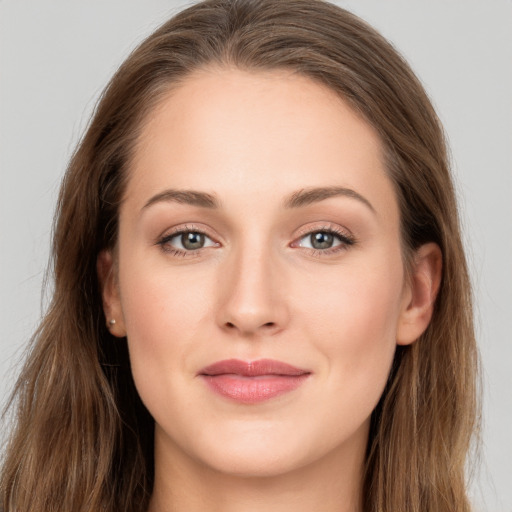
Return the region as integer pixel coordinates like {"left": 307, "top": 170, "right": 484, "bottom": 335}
{"left": 311, "top": 232, "right": 333, "bottom": 249}
{"left": 182, "top": 232, "right": 204, "bottom": 250}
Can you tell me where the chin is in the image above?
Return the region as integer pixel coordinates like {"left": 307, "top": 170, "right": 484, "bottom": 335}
{"left": 182, "top": 418, "right": 364, "bottom": 480}
{"left": 166, "top": 418, "right": 313, "bottom": 478}
{"left": 200, "top": 442, "right": 310, "bottom": 478}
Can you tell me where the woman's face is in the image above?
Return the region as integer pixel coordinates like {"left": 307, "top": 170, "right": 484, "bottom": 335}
{"left": 102, "top": 68, "right": 426, "bottom": 478}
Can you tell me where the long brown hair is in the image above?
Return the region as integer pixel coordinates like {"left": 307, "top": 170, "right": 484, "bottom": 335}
{"left": 1, "top": 1, "right": 479, "bottom": 510}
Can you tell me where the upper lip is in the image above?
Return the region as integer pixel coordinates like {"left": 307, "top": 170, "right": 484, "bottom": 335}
{"left": 199, "top": 358, "right": 310, "bottom": 377}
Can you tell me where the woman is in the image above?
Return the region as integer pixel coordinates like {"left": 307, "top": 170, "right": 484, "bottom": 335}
{"left": 0, "top": 0, "right": 479, "bottom": 511}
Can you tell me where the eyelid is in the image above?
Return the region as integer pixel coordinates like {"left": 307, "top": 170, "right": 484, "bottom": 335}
{"left": 155, "top": 224, "right": 221, "bottom": 255}
{"left": 156, "top": 223, "right": 218, "bottom": 241}
{"left": 290, "top": 222, "right": 356, "bottom": 254}
{"left": 292, "top": 223, "right": 354, "bottom": 243}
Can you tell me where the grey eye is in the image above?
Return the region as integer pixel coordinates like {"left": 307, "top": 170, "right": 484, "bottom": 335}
{"left": 162, "top": 231, "right": 217, "bottom": 251}
{"left": 181, "top": 232, "right": 205, "bottom": 250}
{"left": 297, "top": 231, "right": 346, "bottom": 251}
{"left": 310, "top": 232, "right": 334, "bottom": 249}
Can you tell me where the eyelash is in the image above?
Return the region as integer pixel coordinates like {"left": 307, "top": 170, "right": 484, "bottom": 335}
{"left": 156, "top": 225, "right": 356, "bottom": 258}
{"left": 293, "top": 226, "right": 356, "bottom": 256}
{"left": 156, "top": 224, "right": 217, "bottom": 258}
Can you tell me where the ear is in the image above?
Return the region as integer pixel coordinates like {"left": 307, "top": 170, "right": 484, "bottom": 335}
{"left": 396, "top": 242, "right": 442, "bottom": 346}
{"left": 97, "top": 250, "right": 127, "bottom": 337}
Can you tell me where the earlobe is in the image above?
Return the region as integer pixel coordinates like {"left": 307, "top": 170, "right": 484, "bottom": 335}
{"left": 97, "top": 250, "right": 127, "bottom": 337}
{"left": 396, "top": 242, "right": 442, "bottom": 346}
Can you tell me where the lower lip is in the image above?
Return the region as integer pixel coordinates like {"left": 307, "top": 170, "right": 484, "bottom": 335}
{"left": 201, "top": 374, "right": 309, "bottom": 403}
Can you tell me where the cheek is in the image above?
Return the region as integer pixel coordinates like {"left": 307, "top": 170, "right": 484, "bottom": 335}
{"left": 117, "top": 258, "right": 215, "bottom": 396}
{"left": 298, "top": 258, "right": 405, "bottom": 400}
{"left": 121, "top": 248, "right": 213, "bottom": 330}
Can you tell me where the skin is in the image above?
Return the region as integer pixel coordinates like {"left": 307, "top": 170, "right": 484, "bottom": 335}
{"left": 99, "top": 68, "right": 441, "bottom": 512}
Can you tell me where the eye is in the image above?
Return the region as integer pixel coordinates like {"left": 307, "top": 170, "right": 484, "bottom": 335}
{"left": 295, "top": 228, "right": 355, "bottom": 252}
{"left": 158, "top": 229, "right": 218, "bottom": 253}
{"left": 301, "top": 231, "right": 339, "bottom": 250}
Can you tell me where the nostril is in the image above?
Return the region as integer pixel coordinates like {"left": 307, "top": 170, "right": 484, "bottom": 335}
{"left": 224, "top": 321, "right": 276, "bottom": 330}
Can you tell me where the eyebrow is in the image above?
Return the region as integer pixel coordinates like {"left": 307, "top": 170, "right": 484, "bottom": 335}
{"left": 143, "top": 189, "right": 219, "bottom": 210}
{"left": 142, "top": 185, "right": 375, "bottom": 213}
{"left": 284, "top": 186, "right": 375, "bottom": 213}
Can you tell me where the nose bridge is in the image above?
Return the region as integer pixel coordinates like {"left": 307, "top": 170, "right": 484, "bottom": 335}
{"left": 217, "top": 232, "right": 287, "bottom": 335}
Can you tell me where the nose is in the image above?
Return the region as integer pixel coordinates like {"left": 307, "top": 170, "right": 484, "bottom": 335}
{"left": 216, "top": 244, "right": 289, "bottom": 337}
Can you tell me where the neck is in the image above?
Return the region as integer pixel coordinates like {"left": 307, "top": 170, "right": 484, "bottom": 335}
{"left": 148, "top": 427, "right": 366, "bottom": 512}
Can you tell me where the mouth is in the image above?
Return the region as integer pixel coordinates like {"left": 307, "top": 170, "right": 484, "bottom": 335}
{"left": 198, "top": 359, "right": 311, "bottom": 404}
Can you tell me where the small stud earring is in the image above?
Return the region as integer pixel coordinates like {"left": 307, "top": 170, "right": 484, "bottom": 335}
{"left": 108, "top": 319, "right": 116, "bottom": 326}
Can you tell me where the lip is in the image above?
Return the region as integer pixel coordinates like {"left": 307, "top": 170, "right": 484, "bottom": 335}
{"left": 198, "top": 359, "right": 311, "bottom": 404}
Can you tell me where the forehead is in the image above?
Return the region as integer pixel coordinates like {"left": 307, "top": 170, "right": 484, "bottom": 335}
{"left": 126, "top": 67, "right": 397, "bottom": 221}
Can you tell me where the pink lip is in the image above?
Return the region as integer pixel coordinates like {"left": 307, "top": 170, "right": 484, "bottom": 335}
{"left": 198, "top": 359, "right": 311, "bottom": 404}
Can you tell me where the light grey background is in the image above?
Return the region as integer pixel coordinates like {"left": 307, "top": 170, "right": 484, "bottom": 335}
{"left": 1, "top": 1, "right": 511, "bottom": 510}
